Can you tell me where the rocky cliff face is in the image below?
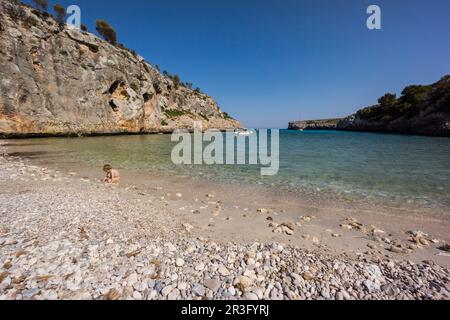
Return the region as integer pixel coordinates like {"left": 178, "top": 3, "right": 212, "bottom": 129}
{"left": 288, "top": 119, "right": 341, "bottom": 131}
{"left": 0, "top": 1, "right": 241, "bottom": 137}
{"left": 337, "top": 76, "right": 450, "bottom": 137}
{"left": 288, "top": 76, "right": 450, "bottom": 137}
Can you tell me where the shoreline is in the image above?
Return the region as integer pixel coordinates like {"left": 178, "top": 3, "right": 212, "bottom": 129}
{"left": 1, "top": 143, "right": 450, "bottom": 300}
{"left": 2, "top": 138, "right": 450, "bottom": 240}
{"left": 3, "top": 127, "right": 450, "bottom": 140}
{"left": 3, "top": 135, "right": 450, "bottom": 216}
{"left": 2, "top": 139, "right": 450, "bottom": 263}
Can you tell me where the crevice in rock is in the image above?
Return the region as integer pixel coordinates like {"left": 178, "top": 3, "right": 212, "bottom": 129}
{"left": 19, "top": 94, "right": 28, "bottom": 104}
{"left": 107, "top": 80, "right": 124, "bottom": 95}
{"left": 143, "top": 93, "right": 152, "bottom": 102}
{"left": 109, "top": 100, "right": 119, "bottom": 112}
{"left": 142, "top": 62, "right": 150, "bottom": 73}
{"left": 153, "top": 82, "right": 162, "bottom": 95}
{"left": 65, "top": 31, "right": 99, "bottom": 53}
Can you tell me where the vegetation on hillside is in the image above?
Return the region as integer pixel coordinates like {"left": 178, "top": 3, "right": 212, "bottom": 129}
{"left": 164, "top": 109, "right": 192, "bottom": 118}
{"left": 356, "top": 76, "right": 450, "bottom": 122}
{"left": 95, "top": 20, "right": 117, "bottom": 45}
{"left": 52, "top": 4, "right": 65, "bottom": 24}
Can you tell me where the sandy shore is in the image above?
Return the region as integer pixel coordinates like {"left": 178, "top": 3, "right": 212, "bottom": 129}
{"left": 1, "top": 142, "right": 450, "bottom": 300}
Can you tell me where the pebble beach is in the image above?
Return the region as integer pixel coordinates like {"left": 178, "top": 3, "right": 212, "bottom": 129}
{"left": 1, "top": 143, "right": 450, "bottom": 300}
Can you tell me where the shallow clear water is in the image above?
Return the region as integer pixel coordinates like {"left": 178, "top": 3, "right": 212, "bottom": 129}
{"left": 5, "top": 130, "right": 450, "bottom": 210}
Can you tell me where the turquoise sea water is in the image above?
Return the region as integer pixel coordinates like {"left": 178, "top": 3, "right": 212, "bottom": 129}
{"left": 5, "top": 130, "right": 450, "bottom": 210}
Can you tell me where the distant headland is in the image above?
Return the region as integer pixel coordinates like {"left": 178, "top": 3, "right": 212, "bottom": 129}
{"left": 289, "top": 75, "right": 450, "bottom": 137}
{"left": 288, "top": 119, "right": 341, "bottom": 131}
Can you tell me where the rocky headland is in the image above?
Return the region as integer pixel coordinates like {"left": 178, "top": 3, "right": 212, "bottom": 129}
{"left": 0, "top": 0, "right": 241, "bottom": 138}
{"left": 288, "top": 119, "right": 341, "bottom": 131}
{"left": 289, "top": 76, "right": 450, "bottom": 136}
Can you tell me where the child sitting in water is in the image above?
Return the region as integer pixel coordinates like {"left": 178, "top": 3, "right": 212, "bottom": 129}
{"left": 103, "top": 164, "right": 120, "bottom": 184}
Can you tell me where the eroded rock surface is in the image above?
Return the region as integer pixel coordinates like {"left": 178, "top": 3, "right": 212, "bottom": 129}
{"left": 0, "top": 1, "right": 241, "bottom": 137}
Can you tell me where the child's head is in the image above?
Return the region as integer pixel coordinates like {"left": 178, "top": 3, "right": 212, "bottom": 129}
{"left": 103, "top": 164, "right": 113, "bottom": 173}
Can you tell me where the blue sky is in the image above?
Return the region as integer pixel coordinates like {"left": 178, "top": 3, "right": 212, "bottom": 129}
{"left": 24, "top": 0, "right": 450, "bottom": 128}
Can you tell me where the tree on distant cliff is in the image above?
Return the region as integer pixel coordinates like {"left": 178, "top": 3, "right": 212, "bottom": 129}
{"left": 172, "top": 75, "right": 181, "bottom": 89}
{"left": 53, "top": 4, "right": 66, "bottom": 24}
{"left": 400, "top": 85, "right": 432, "bottom": 106}
{"left": 96, "top": 20, "right": 117, "bottom": 45}
{"left": 378, "top": 93, "right": 397, "bottom": 108}
{"left": 80, "top": 24, "right": 88, "bottom": 32}
{"left": 32, "top": 0, "right": 48, "bottom": 12}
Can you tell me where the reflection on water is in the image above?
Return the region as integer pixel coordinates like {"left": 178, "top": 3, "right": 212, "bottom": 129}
{"left": 3, "top": 130, "right": 450, "bottom": 211}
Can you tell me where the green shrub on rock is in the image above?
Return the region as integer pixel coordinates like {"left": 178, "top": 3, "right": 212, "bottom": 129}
{"left": 96, "top": 20, "right": 117, "bottom": 45}
{"left": 53, "top": 4, "right": 65, "bottom": 24}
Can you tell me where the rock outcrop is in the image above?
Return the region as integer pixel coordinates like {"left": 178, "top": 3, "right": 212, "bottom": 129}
{"left": 288, "top": 119, "right": 341, "bottom": 131}
{"left": 0, "top": 1, "right": 242, "bottom": 137}
{"left": 336, "top": 76, "right": 450, "bottom": 136}
{"left": 289, "top": 76, "right": 450, "bottom": 137}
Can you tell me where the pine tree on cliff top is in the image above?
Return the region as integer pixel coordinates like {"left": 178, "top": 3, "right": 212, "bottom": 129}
{"left": 96, "top": 20, "right": 117, "bottom": 45}
{"left": 53, "top": 4, "right": 66, "bottom": 24}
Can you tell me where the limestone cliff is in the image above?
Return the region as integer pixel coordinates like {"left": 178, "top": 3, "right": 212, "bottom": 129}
{"left": 0, "top": 1, "right": 242, "bottom": 137}
{"left": 288, "top": 119, "right": 341, "bottom": 131}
